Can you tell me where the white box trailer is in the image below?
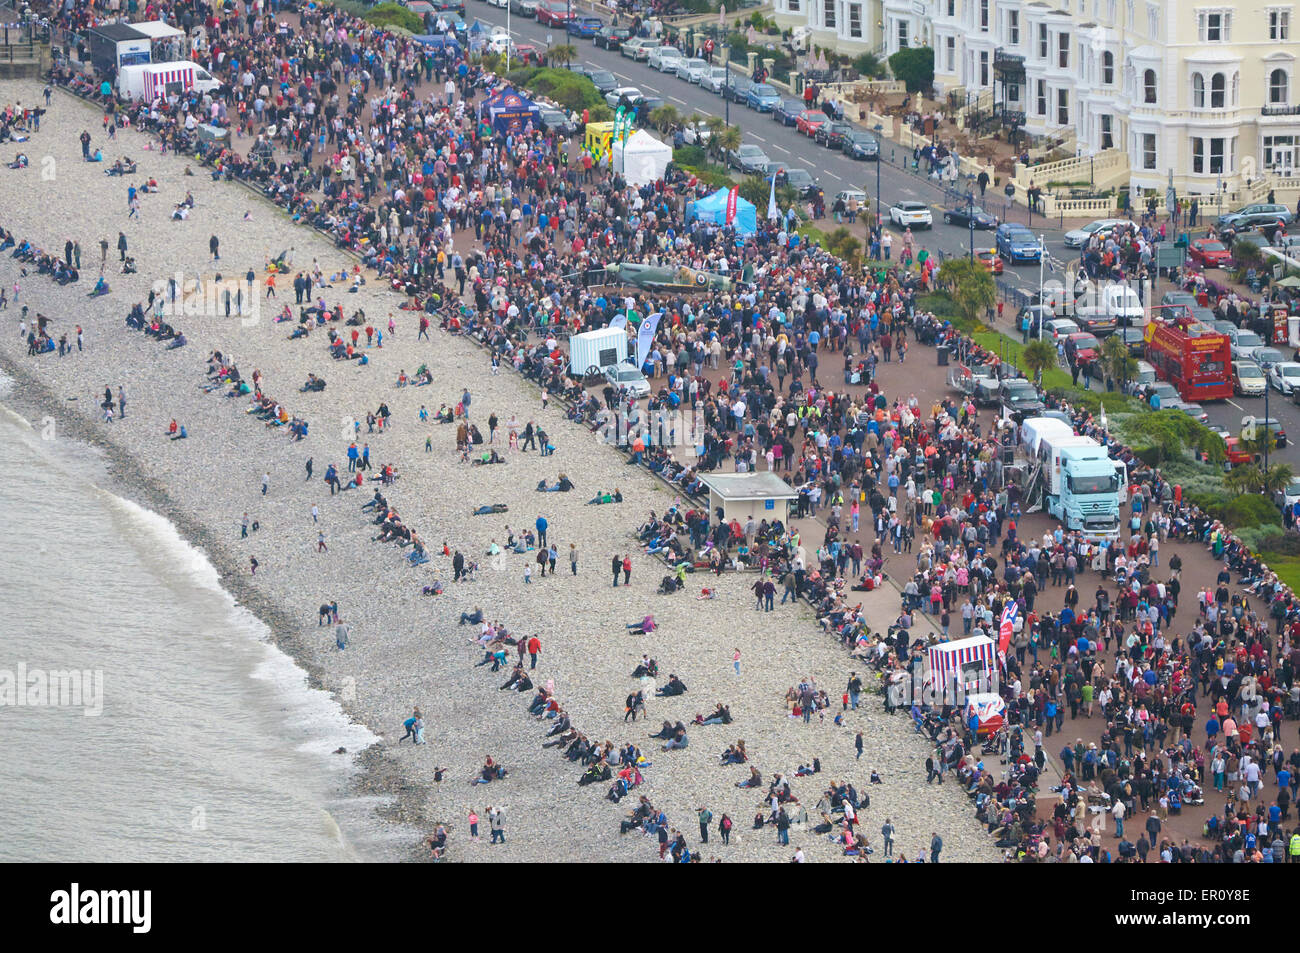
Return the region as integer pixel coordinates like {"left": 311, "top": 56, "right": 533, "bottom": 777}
{"left": 117, "top": 60, "right": 219, "bottom": 101}
{"left": 569, "top": 327, "right": 629, "bottom": 376}
{"left": 1019, "top": 416, "right": 1074, "bottom": 457}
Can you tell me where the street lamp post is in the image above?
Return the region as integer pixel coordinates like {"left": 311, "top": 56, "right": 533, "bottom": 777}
{"left": 724, "top": 51, "right": 730, "bottom": 127}
{"left": 1265, "top": 385, "right": 1271, "bottom": 476}
{"left": 506, "top": 1, "right": 512, "bottom": 72}
{"left": 1038, "top": 234, "right": 1046, "bottom": 340}
{"left": 566, "top": 0, "right": 573, "bottom": 69}
{"left": 968, "top": 191, "right": 975, "bottom": 263}
{"left": 874, "top": 125, "right": 882, "bottom": 237}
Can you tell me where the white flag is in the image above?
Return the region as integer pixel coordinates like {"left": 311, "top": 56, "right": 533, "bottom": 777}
{"left": 635, "top": 312, "right": 662, "bottom": 369}
{"left": 767, "top": 172, "right": 779, "bottom": 221}
{"left": 609, "top": 312, "right": 628, "bottom": 330}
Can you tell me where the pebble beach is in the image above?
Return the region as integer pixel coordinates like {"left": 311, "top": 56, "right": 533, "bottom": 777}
{"left": 0, "top": 78, "right": 1001, "bottom": 862}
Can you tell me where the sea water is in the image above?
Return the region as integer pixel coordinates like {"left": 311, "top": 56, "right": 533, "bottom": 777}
{"left": 0, "top": 383, "right": 392, "bottom": 862}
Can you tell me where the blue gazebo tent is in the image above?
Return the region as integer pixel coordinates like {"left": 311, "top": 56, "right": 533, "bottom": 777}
{"left": 480, "top": 87, "right": 542, "bottom": 136}
{"left": 685, "top": 187, "right": 757, "bottom": 235}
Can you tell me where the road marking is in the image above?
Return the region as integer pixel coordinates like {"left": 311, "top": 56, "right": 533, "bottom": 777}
{"left": 613, "top": 70, "right": 632, "bottom": 81}
{"left": 750, "top": 134, "right": 767, "bottom": 143}
{"left": 772, "top": 144, "right": 790, "bottom": 155}
{"left": 825, "top": 171, "right": 842, "bottom": 181}
{"left": 669, "top": 95, "right": 688, "bottom": 105}
{"left": 1226, "top": 399, "right": 1244, "bottom": 411}
{"left": 642, "top": 84, "right": 660, "bottom": 92}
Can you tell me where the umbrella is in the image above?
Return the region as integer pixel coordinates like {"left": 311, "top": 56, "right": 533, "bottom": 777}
{"left": 1275, "top": 275, "right": 1300, "bottom": 289}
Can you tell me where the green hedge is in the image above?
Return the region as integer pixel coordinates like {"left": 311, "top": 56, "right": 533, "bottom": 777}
{"left": 364, "top": 1, "right": 423, "bottom": 32}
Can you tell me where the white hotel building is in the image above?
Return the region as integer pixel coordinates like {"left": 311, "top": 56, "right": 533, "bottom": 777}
{"left": 771, "top": 0, "right": 1300, "bottom": 198}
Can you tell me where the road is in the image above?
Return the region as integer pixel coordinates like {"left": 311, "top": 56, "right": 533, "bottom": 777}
{"left": 466, "top": 0, "right": 1068, "bottom": 291}
{"left": 469, "top": 2, "right": 1300, "bottom": 469}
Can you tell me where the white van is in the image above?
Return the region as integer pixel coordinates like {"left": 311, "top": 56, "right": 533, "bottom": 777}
{"left": 117, "top": 60, "right": 220, "bottom": 101}
{"left": 1074, "top": 283, "right": 1145, "bottom": 331}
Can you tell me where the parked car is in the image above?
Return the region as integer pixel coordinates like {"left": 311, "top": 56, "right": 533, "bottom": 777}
{"left": 995, "top": 223, "right": 1042, "bottom": 263}
{"left": 1161, "top": 291, "right": 1199, "bottom": 308}
{"left": 1217, "top": 203, "right": 1293, "bottom": 231}
{"left": 1131, "top": 359, "right": 1157, "bottom": 389}
{"left": 841, "top": 129, "right": 879, "bottom": 159}
{"left": 1252, "top": 345, "right": 1285, "bottom": 370}
{"left": 771, "top": 99, "right": 802, "bottom": 126}
{"left": 584, "top": 68, "right": 617, "bottom": 94}
{"left": 699, "top": 66, "right": 731, "bottom": 92}
{"left": 566, "top": 15, "right": 603, "bottom": 36}
{"left": 794, "top": 109, "right": 829, "bottom": 135}
{"left": 512, "top": 42, "right": 546, "bottom": 65}
{"left": 1224, "top": 436, "right": 1258, "bottom": 467}
{"left": 1242, "top": 415, "right": 1288, "bottom": 447}
{"left": 620, "top": 37, "right": 659, "bottom": 60}
{"left": 976, "top": 249, "right": 1003, "bottom": 274}
{"left": 1269, "top": 361, "right": 1300, "bottom": 394}
{"left": 606, "top": 363, "right": 651, "bottom": 398}
{"left": 485, "top": 0, "right": 508, "bottom": 8}
{"left": 627, "top": 94, "right": 665, "bottom": 118}
{"left": 508, "top": 0, "right": 538, "bottom": 16}
{"left": 1187, "top": 238, "right": 1232, "bottom": 269}
{"left": 942, "top": 204, "right": 998, "bottom": 229}
{"left": 888, "top": 200, "right": 932, "bottom": 229}
{"left": 1232, "top": 230, "right": 1273, "bottom": 265}
{"left": 746, "top": 83, "right": 782, "bottom": 111}
{"left": 604, "top": 86, "right": 640, "bottom": 108}
{"left": 1062, "top": 218, "right": 1128, "bottom": 249}
{"left": 535, "top": 1, "right": 575, "bottom": 26}
{"left": 1045, "top": 318, "right": 1082, "bottom": 341}
{"left": 1117, "top": 325, "right": 1146, "bottom": 355}
{"left": 538, "top": 108, "right": 577, "bottom": 136}
{"left": 814, "top": 120, "right": 851, "bottom": 148}
{"left": 1229, "top": 328, "right": 1265, "bottom": 360}
{"left": 727, "top": 143, "right": 770, "bottom": 174}
{"left": 1233, "top": 360, "right": 1267, "bottom": 396}
{"left": 677, "top": 119, "right": 712, "bottom": 146}
{"left": 647, "top": 46, "right": 684, "bottom": 71}
{"left": 593, "top": 26, "right": 631, "bottom": 49}
{"left": 722, "top": 76, "right": 753, "bottom": 103}
{"left": 776, "top": 167, "right": 818, "bottom": 198}
{"left": 1063, "top": 332, "right": 1101, "bottom": 366}
{"left": 1275, "top": 477, "right": 1300, "bottom": 512}
{"left": 676, "top": 58, "right": 710, "bottom": 83}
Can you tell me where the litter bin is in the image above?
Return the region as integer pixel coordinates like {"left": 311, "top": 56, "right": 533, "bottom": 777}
{"left": 937, "top": 345, "right": 950, "bottom": 367}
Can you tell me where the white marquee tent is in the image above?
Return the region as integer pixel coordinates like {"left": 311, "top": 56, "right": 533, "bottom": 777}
{"left": 613, "top": 130, "right": 672, "bottom": 187}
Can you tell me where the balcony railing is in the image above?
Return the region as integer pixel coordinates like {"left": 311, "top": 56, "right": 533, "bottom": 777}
{"left": 993, "top": 48, "right": 1025, "bottom": 69}
{"left": 1262, "top": 103, "right": 1300, "bottom": 116}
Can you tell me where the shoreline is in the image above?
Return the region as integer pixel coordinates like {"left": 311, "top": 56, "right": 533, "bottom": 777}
{"left": 0, "top": 76, "right": 1000, "bottom": 862}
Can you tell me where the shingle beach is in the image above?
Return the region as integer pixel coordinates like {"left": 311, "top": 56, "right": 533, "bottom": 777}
{"left": 0, "top": 78, "right": 999, "bottom": 862}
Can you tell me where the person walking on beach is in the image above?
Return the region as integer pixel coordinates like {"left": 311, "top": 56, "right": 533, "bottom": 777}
{"left": 262, "top": 471, "right": 270, "bottom": 495}
{"left": 468, "top": 809, "right": 480, "bottom": 841}
{"left": 535, "top": 515, "right": 548, "bottom": 548}
{"left": 117, "top": 231, "right": 127, "bottom": 262}
{"left": 210, "top": 234, "right": 220, "bottom": 261}
{"left": 250, "top": 556, "right": 259, "bottom": 575}
{"left": 881, "top": 819, "right": 895, "bottom": 856}
{"left": 719, "top": 813, "right": 732, "bottom": 845}
{"left": 930, "top": 832, "right": 942, "bottom": 863}
{"left": 855, "top": 732, "right": 864, "bottom": 760}
{"left": 305, "top": 458, "right": 313, "bottom": 481}
{"left": 622, "top": 554, "right": 632, "bottom": 586}
{"left": 335, "top": 617, "right": 350, "bottom": 651}
{"left": 569, "top": 543, "right": 578, "bottom": 575}
{"left": 698, "top": 807, "right": 712, "bottom": 844}
{"left": 99, "top": 238, "right": 108, "bottom": 267}
{"left": 489, "top": 806, "right": 505, "bottom": 844}
{"left": 317, "top": 532, "right": 327, "bottom": 553}
{"left": 612, "top": 553, "right": 622, "bottom": 587}
{"left": 241, "top": 512, "right": 249, "bottom": 539}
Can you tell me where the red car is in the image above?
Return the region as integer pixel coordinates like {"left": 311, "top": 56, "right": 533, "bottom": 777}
{"left": 514, "top": 43, "right": 546, "bottom": 65}
{"left": 795, "top": 110, "right": 829, "bottom": 136}
{"left": 976, "top": 249, "right": 1003, "bottom": 274}
{"left": 1188, "top": 238, "right": 1232, "bottom": 268}
{"left": 536, "top": 0, "right": 574, "bottom": 25}
{"left": 1223, "top": 436, "right": 1257, "bottom": 467}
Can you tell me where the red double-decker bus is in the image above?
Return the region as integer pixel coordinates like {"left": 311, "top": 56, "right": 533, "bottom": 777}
{"left": 1143, "top": 306, "right": 1233, "bottom": 401}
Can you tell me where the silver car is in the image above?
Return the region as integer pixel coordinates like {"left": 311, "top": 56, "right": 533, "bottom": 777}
{"left": 1230, "top": 328, "right": 1265, "bottom": 360}
{"left": 605, "top": 363, "right": 651, "bottom": 398}
{"left": 699, "top": 65, "right": 730, "bottom": 92}
{"left": 676, "top": 58, "right": 709, "bottom": 83}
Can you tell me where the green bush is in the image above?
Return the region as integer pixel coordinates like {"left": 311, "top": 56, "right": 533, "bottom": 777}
{"left": 1221, "top": 494, "right": 1283, "bottom": 529}
{"left": 888, "top": 46, "right": 934, "bottom": 93}
{"left": 364, "top": 1, "right": 423, "bottom": 33}
{"left": 674, "top": 145, "right": 709, "bottom": 168}
{"left": 1237, "top": 526, "right": 1288, "bottom": 553}
{"left": 852, "top": 52, "right": 886, "bottom": 79}
{"left": 917, "top": 292, "right": 960, "bottom": 319}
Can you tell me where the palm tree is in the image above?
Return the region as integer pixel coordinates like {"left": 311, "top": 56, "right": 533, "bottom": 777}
{"left": 1262, "top": 462, "right": 1295, "bottom": 495}
{"left": 1022, "top": 338, "right": 1058, "bottom": 384}
{"left": 648, "top": 104, "right": 680, "bottom": 135}
{"left": 1100, "top": 334, "right": 1136, "bottom": 390}
{"left": 549, "top": 43, "right": 577, "bottom": 70}
{"left": 714, "top": 124, "right": 742, "bottom": 161}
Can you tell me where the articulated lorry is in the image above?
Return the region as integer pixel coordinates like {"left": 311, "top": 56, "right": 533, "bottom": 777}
{"left": 1022, "top": 417, "right": 1127, "bottom": 539}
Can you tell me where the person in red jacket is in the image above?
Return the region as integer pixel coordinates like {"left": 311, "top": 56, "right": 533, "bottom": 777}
{"left": 527, "top": 635, "right": 541, "bottom": 669}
